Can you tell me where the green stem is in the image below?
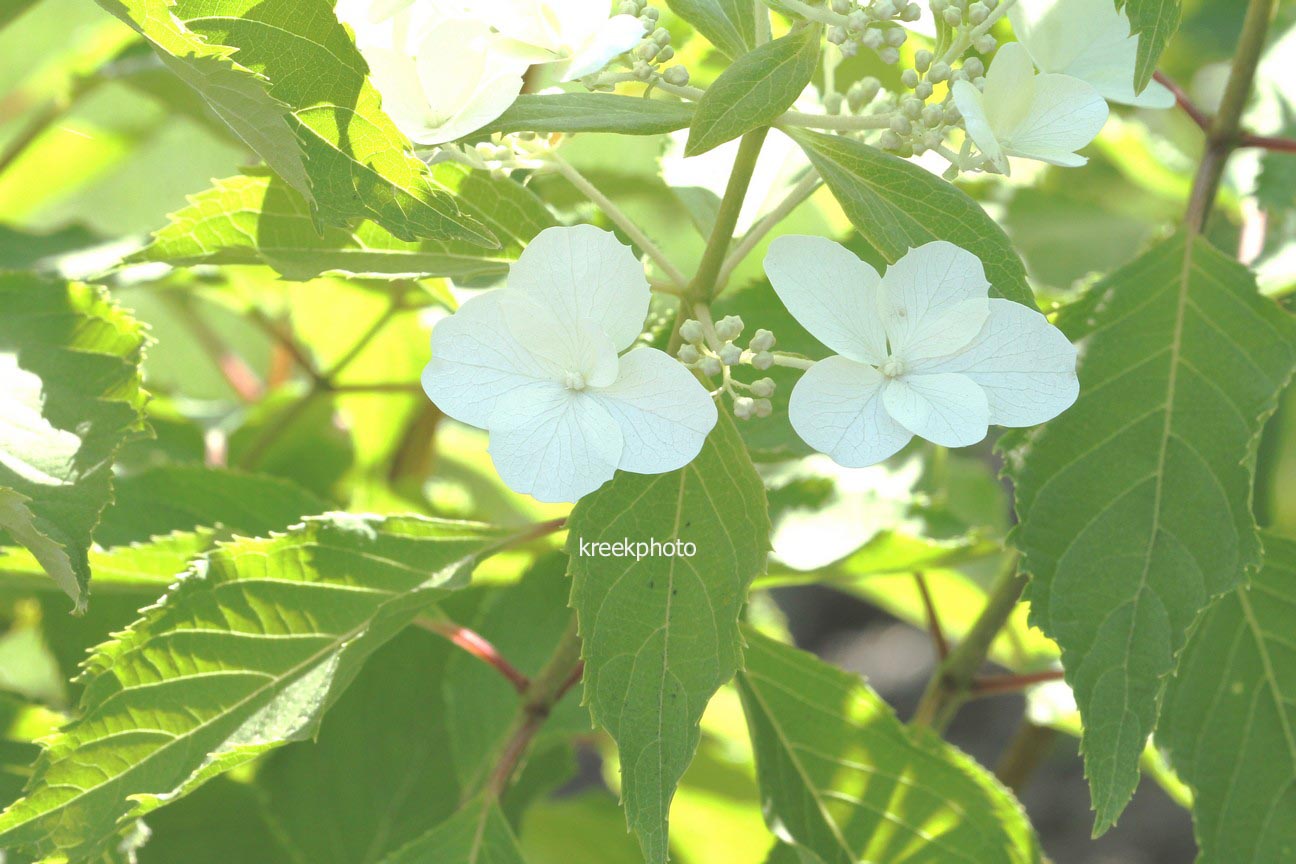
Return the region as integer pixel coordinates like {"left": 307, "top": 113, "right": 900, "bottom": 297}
{"left": 718, "top": 171, "right": 823, "bottom": 290}
{"left": 995, "top": 720, "right": 1057, "bottom": 793}
{"left": 1184, "top": 0, "right": 1277, "bottom": 233}
{"left": 690, "top": 128, "right": 769, "bottom": 304}
{"left": 911, "top": 568, "right": 1029, "bottom": 732}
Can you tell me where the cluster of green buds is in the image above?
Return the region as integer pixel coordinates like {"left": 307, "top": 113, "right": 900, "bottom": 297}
{"left": 600, "top": 0, "right": 691, "bottom": 87}
{"left": 677, "top": 315, "right": 777, "bottom": 420}
{"left": 819, "top": 0, "right": 922, "bottom": 63}
{"left": 932, "top": 0, "right": 1000, "bottom": 54}
{"left": 873, "top": 49, "right": 982, "bottom": 157}
{"left": 455, "top": 132, "right": 556, "bottom": 178}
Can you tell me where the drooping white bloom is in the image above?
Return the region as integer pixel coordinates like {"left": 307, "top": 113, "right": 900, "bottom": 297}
{"left": 422, "top": 225, "right": 718, "bottom": 502}
{"left": 338, "top": 0, "right": 530, "bottom": 145}
{"left": 484, "top": 0, "right": 646, "bottom": 81}
{"left": 952, "top": 42, "right": 1109, "bottom": 173}
{"left": 1009, "top": 0, "right": 1175, "bottom": 108}
{"left": 765, "top": 236, "right": 1078, "bottom": 468}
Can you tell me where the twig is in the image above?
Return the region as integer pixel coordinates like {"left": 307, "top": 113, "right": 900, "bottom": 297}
{"left": 1153, "top": 70, "right": 1210, "bottom": 132}
{"left": 970, "top": 669, "right": 1065, "bottom": 697}
{"left": 692, "top": 128, "right": 770, "bottom": 304}
{"left": 914, "top": 572, "right": 949, "bottom": 660}
{"left": 159, "top": 293, "right": 264, "bottom": 402}
{"left": 549, "top": 152, "right": 689, "bottom": 290}
{"left": 248, "top": 308, "right": 323, "bottom": 384}
{"left": 417, "top": 618, "right": 530, "bottom": 693}
{"left": 1239, "top": 132, "right": 1296, "bottom": 153}
{"left": 994, "top": 720, "right": 1058, "bottom": 793}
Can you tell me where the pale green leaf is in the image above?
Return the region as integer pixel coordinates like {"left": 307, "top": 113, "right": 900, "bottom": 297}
{"left": 789, "top": 130, "right": 1035, "bottom": 308}
{"left": 134, "top": 165, "right": 553, "bottom": 282}
{"left": 1115, "top": 0, "right": 1182, "bottom": 92}
{"left": 737, "top": 631, "right": 1042, "bottom": 864}
{"left": 1159, "top": 532, "right": 1296, "bottom": 863}
{"left": 685, "top": 25, "right": 821, "bottom": 156}
{"left": 95, "top": 0, "right": 496, "bottom": 246}
{"left": 0, "top": 514, "right": 505, "bottom": 860}
{"left": 1006, "top": 232, "right": 1296, "bottom": 832}
{"left": 566, "top": 411, "right": 770, "bottom": 864}
{"left": 477, "top": 93, "right": 694, "bottom": 137}
{"left": 666, "top": 0, "right": 757, "bottom": 59}
{"left": 0, "top": 274, "right": 148, "bottom": 610}
{"left": 381, "top": 797, "right": 528, "bottom": 864}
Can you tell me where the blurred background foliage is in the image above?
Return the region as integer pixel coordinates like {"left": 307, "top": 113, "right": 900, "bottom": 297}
{"left": 0, "top": 0, "right": 1294, "bottom": 861}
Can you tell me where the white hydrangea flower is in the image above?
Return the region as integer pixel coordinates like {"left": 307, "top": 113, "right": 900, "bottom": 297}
{"left": 422, "top": 225, "right": 718, "bottom": 502}
{"left": 952, "top": 42, "right": 1109, "bottom": 173}
{"left": 338, "top": 0, "right": 530, "bottom": 145}
{"left": 765, "top": 236, "right": 1078, "bottom": 468}
{"left": 482, "top": 0, "right": 646, "bottom": 81}
{"left": 1009, "top": 0, "right": 1176, "bottom": 109}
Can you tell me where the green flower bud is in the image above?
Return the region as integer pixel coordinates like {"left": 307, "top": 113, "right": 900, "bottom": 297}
{"left": 974, "top": 33, "right": 996, "bottom": 53}
{"left": 653, "top": 26, "right": 671, "bottom": 45}
{"left": 752, "top": 351, "right": 775, "bottom": 370}
{"left": 884, "top": 26, "right": 906, "bottom": 46}
{"left": 915, "top": 49, "right": 933, "bottom": 72}
{"left": 749, "top": 328, "right": 776, "bottom": 352}
{"left": 827, "top": 25, "right": 848, "bottom": 44}
{"left": 879, "top": 46, "right": 899, "bottom": 64}
{"left": 929, "top": 61, "right": 951, "bottom": 81}
{"left": 715, "top": 314, "right": 744, "bottom": 341}
{"left": 942, "top": 6, "right": 963, "bottom": 25}
{"left": 656, "top": 45, "right": 675, "bottom": 61}
{"left": 901, "top": 68, "right": 919, "bottom": 88}
{"left": 679, "top": 319, "right": 705, "bottom": 344}
{"left": 751, "top": 377, "right": 775, "bottom": 398}
{"left": 719, "top": 342, "right": 743, "bottom": 366}
{"left": 915, "top": 80, "right": 934, "bottom": 99}
{"left": 830, "top": 0, "right": 853, "bottom": 13}
{"left": 754, "top": 398, "right": 773, "bottom": 418}
{"left": 678, "top": 344, "right": 700, "bottom": 365}
{"left": 663, "top": 65, "right": 690, "bottom": 86}
{"left": 699, "top": 356, "right": 723, "bottom": 377}
{"left": 733, "top": 396, "right": 755, "bottom": 419}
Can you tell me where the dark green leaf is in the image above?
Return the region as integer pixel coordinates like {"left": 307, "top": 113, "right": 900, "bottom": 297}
{"left": 566, "top": 412, "right": 770, "bottom": 864}
{"left": 789, "top": 129, "right": 1035, "bottom": 307}
{"left": 0, "top": 515, "right": 504, "bottom": 860}
{"left": 477, "top": 93, "right": 694, "bottom": 137}
{"left": 0, "top": 273, "right": 148, "bottom": 609}
{"left": 1159, "top": 532, "right": 1296, "bottom": 864}
{"left": 135, "top": 165, "right": 554, "bottom": 282}
{"left": 1115, "top": 0, "right": 1183, "bottom": 93}
{"left": 1007, "top": 232, "right": 1296, "bottom": 831}
{"left": 738, "top": 631, "right": 1042, "bottom": 864}
{"left": 666, "top": 0, "right": 757, "bottom": 59}
{"left": 94, "top": 0, "right": 496, "bottom": 246}
{"left": 382, "top": 797, "right": 528, "bottom": 864}
{"left": 686, "top": 25, "right": 821, "bottom": 156}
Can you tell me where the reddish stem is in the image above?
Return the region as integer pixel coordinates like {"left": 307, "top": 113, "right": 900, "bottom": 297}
{"left": 1239, "top": 132, "right": 1296, "bottom": 153}
{"left": 914, "top": 572, "right": 949, "bottom": 660}
{"left": 419, "top": 619, "right": 530, "bottom": 693}
{"left": 1155, "top": 70, "right": 1211, "bottom": 131}
{"left": 971, "top": 669, "right": 1065, "bottom": 697}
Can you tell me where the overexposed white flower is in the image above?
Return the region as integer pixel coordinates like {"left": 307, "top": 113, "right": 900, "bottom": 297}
{"left": 1009, "top": 0, "right": 1175, "bottom": 109}
{"left": 422, "top": 225, "right": 717, "bottom": 502}
{"left": 338, "top": 0, "right": 530, "bottom": 145}
{"left": 952, "top": 42, "right": 1109, "bottom": 173}
{"left": 452, "top": 0, "right": 645, "bottom": 81}
{"left": 765, "top": 236, "right": 1078, "bottom": 468}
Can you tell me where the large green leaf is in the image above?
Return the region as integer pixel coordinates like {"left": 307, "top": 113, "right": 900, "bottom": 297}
{"left": 0, "top": 273, "right": 148, "bottom": 610}
{"left": 1115, "top": 0, "right": 1182, "bottom": 92}
{"left": 566, "top": 411, "right": 770, "bottom": 864}
{"left": 381, "top": 797, "right": 528, "bottom": 864}
{"left": 95, "top": 0, "right": 496, "bottom": 246}
{"left": 0, "top": 514, "right": 505, "bottom": 860}
{"left": 134, "top": 165, "right": 553, "bottom": 282}
{"left": 1159, "top": 532, "right": 1296, "bottom": 863}
{"left": 477, "top": 93, "right": 695, "bottom": 137}
{"left": 737, "top": 632, "right": 1041, "bottom": 864}
{"left": 665, "top": 0, "right": 757, "bottom": 59}
{"left": 1006, "top": 232, "right": 1296, "bottom": 832}
{"left": 789, "top": 130, "right": 1035, "bottom": 307}
{"left": 685, "top": 25, "right": 820, "bottom": 156}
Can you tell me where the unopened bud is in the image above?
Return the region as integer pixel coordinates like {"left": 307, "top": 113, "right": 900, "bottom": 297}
{"left": 635, "top": 41, "right": 658, "bottom": 61}
{"left": 678, "top": 344, "right": 700, "bottom": 365}
{"left": 754, "top": 398, "right": 773, "bottom": 418}
{"left": 879, "top": 129, "right": 902, "bottom": 149}
{"left": 963, "top": 57, "right": 984, "bottom": 78}
{"left": 921, "top": 104, "right": 943, "bottom": 125}
{"left": 719, "top": 342, "right": 743, "bottom": 365}
{"left": 914, "top": 49, "right": 933, "bottom": 73}
{"left": 879, "top": 46, "right": 899, "bottom": 64}
{"left": 915, "top": 80, "right": 934, "bottom": 99}
{"left": 749, "top": 328, "right": 776, "bottom": 351}
{"left": 889, "top": 114, "right": 911, "bottom": 134}
{"left": 752, "top": 351, "right": 775, "bottom": 370}
{"left": 901, "top": 68, "right": 919, "bottom": 88}
{"left": 663, "top": 65, "right": 690, "bottom": 86}
{"left": 679, "top": 319, "right": 705, "bottom": 344}
{"left": 641, "top": 5, "right": 659, "bottom": 20}
{"left": 656, "top": 45, "right": 675, "bottom": 61}
{"left": 699, "top": 356, "right": 723, "bottom": 377}
{"left": 968, "top": 1, "right": 988, "bottom": 23}
{"left": 652, "top": 27, "right": 671, "bottom": 45}
{"left": 715, "top": 314, "right": 744, "bottom": 341}
{"left": 942, "top": 6, "right": 963, "bottom": 25}
{"left": 751, "top": 377, "right": 775, "bottom": 398}
{"left": 825, "top": 92, "right": 844, "bottom": 114}
{"left": 973, "top": 33, "right": 996, "bottom": 53}
{"left": 884, "top": 26, "right": 906, "bottom": 46}
{"left": 827, "top": 25, "right": 848, "bottom": 44}
{"left": 830, "top": 0, "right": 853, "bottom": 13}
{"left": 847, "top": 10, "right": 868, "bottom": 30}
{"left": 929, "top": 61, "right": 951, "bottom": 81}
{"left": 901, "top": 2, "right": 921, "bottom": 20}
{"left": 634, "top": 60, "right": 653, "bottom": 80}
{"left": 733, "top": 396, "right": 755, "bottom": 419}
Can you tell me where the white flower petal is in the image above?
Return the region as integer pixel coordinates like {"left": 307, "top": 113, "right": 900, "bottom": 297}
{"left": 504, "top": 297, "right": 620, "bottom": 387}
{"left": 789, "top": 356, "right": 913, "bottom": 468}
{"left": 914, "top": 298, "right": 1078, "bottom": 427}
{"left": 1002, "top": 72, "right": 1108, "bottom": 164}
{"left": 982, "top": 42, "right": 1038, "bottom": 133}
{"left": 591, "top": 348, "right": 718, "bottom": 474}
{"left": 882, "top": 372, "right": 989, "bottom": 448}
{"left": 508, "top": 224, "right": 651, "bottom": 351}
{"left": 410, "top": 20, "right": 527, "bottom": 145}
{"left": 562, "top": 14, "right": 645, "bottom": 80}
{"left": 765, "top": 235, "right": 888, "bottom": 363}
{"left": 488, "top": 386, "right": 624, "bottom": 502}
{"left": 952, "top": 80, "right": 1008, "bottom": 173}
{"left": 421, "top": 291, "right": 549, "bottom": 429}
{"left": 878, "top": 241, "right": 990, "bottom": 361}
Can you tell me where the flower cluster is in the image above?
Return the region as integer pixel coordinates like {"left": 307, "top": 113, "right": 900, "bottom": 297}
{"left": 676, "top": 315, "right": 778, "bottom": 420}
{"left": 820, "top": 0, "right": 924, "bottom": 64}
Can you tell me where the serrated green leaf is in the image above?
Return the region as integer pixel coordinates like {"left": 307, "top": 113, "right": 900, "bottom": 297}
{"left": 1159, "top": 532, "right": 1296, "bottom": 863}
{"left": 566, "top": 411, "right": 770, "bottom": 864}
{"left": 381, "top": 796, "right": 528, "bottom": 864}
{"left": 95, "top": 0, "right": 496, "bottom": 246}
{"left": 0, "top": 273, "right": 148, "bottom": 610}
{"left": 666, "top": 0, "right": 757, "bottom": 59}
{"left": 737, "top": 631, "right": 1042, "bottom": 864}
{"left": 0, "top": 514, "right": 505, "bottom": 860}
{"left": 135, "top": 164, "right": 553, "bottom": 282}
{"left": 1006, "top": 232, "right": 1296, "bottom": 832}
{"left": 476, "top": 93, "right": 695, "bottom": 137}
{"left": 685, "top": 25, "right": 820, "bottom": 156}
{"left": 1115, "top": 0, "right": 1183, "bottom": 93}
{"left": 789, "top": 130, "right": 1036, "bottom": 308}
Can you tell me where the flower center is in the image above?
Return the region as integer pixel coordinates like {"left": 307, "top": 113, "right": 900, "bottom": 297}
{"left": 562, "top": 371, "right": 587, "bottom": 391}
{"left": 879, "top": 356, "right": 905, "bottom": 379}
